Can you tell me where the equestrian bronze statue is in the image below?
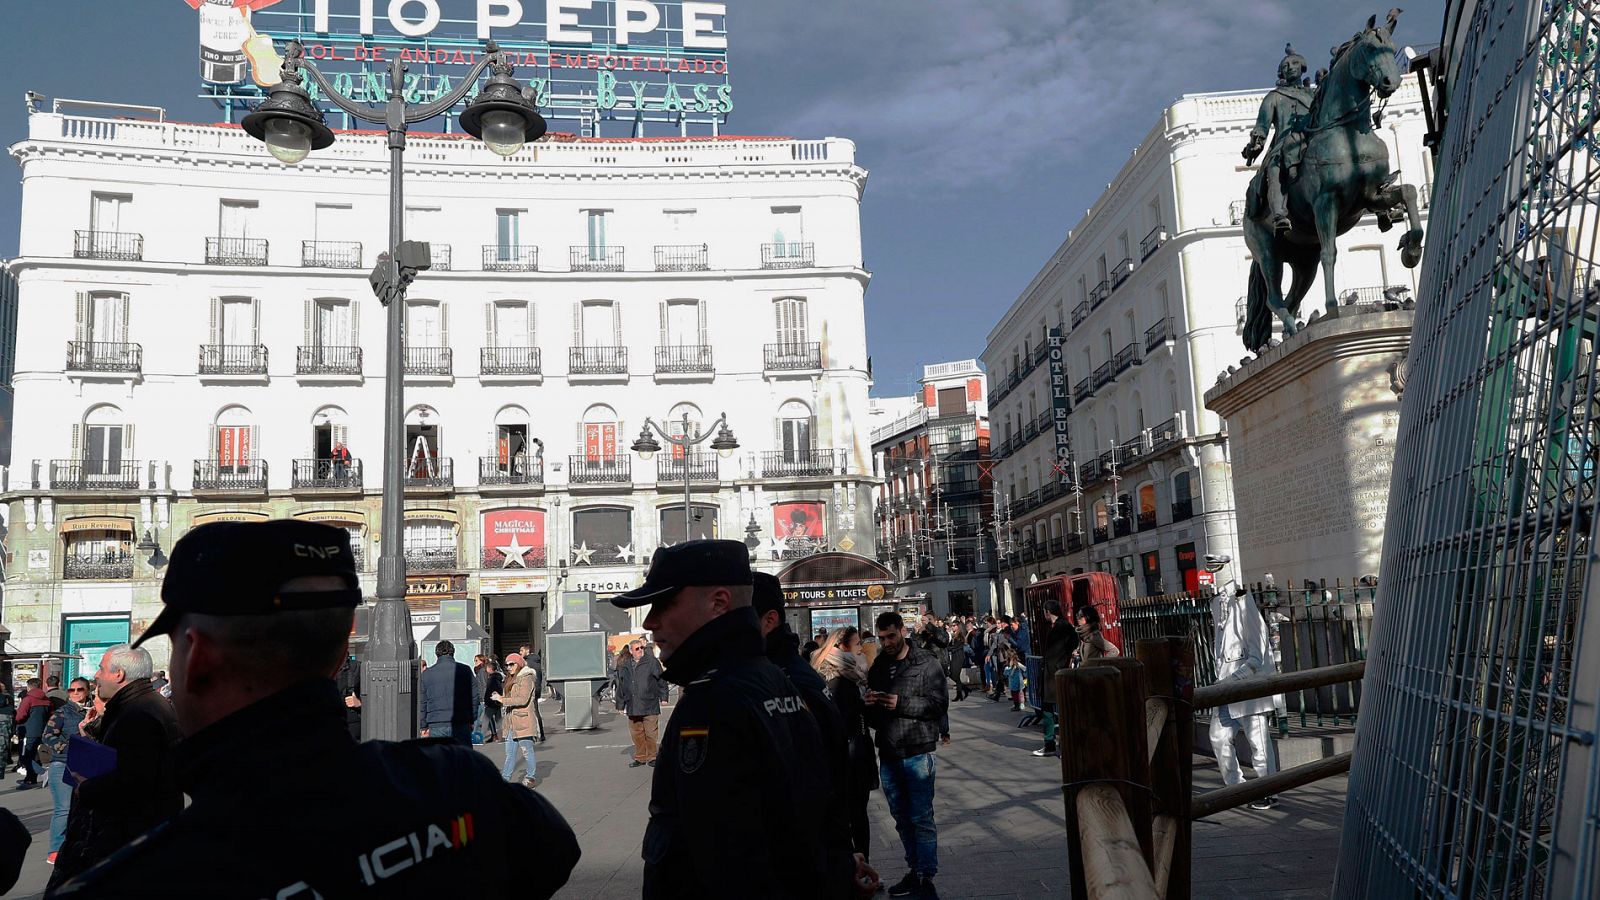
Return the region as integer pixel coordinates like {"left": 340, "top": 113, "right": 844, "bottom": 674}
{"left": 1240, "top": 10, "right": 1424, "bottom": 353}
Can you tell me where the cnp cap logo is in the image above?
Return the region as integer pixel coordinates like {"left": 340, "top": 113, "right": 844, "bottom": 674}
{"left": 294, "top": 543, "right": 344, "bottom": 559}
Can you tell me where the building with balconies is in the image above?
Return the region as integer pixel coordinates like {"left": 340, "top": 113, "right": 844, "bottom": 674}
{"left": 870, "top": 360, "right": 995, "bottom": 617}
{"left": 1, "top": 97, "right": 876, "bottom": 673}
{"left": 981, "top": 78, "right": 1432, "bottom": 608}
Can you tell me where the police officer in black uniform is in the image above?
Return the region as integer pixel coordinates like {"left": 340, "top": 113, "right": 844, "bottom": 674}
{"left": 614, "top": 540, "right": 834, "bottom": 898}
{"left": 55, "top": 520, "right": 580, "bottom": 897}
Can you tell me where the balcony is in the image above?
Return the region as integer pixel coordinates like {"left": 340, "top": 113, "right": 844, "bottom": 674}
{"left": 1072, "top": 301, "right": 1090, "bottom": 327}
{"left": 1150, "top": 416, "right": 1183, "bottom": 452}
{"left": 64, "top": 551, "right": 135, "bottom": 581}
{"left": 1118, "top": 434, "right": 1146, "bottom": 466}
{"left": 404, "top": 346, "right": 453, "bottom": 377}
{"left": 761, "top": 449, "right": 844, "bottom": 478}
{"left": 1338, "top": 284, "right": 1412, "bottom": 308}
{"left": 656, "top": 452, "right": 720, "bottom": 484}
{"left": 1034, "top": 409, "right": 1054, "bottom": 437}
{"left": 654, "top": 244, "right": 709, "bottom": 271}
{"left": 1112, "top": 342, "right": 1141, "bottom": 375}
{"left": 570, "top": 246, "right": 624, "bottom": 272}
{"left": 1048, "top": 536, "right": 1065, "bottom": 556}
{"left": 74, "top": 230, "right": 143, "bottom": 261}
{"left": 49, "top": 460, "right": 142, "bottom": 491}
{"left": 480, "top": 346, "right": 541, "bottom": 376}
{"left": 1023, "top": 419, "right": 1039, "bottom": 441}
{"left": 66, "top": 341, "right": 142, "bottom": 374}
{"left": 765, "top": 342, "right": 822, "bottom": 371}
{"left": 1114, "top": 516, "right": 1133, "bottom": 538}
{"left": 568, "top": 455, "right": 632, "bottom": 485}
{"left": 479, "top": 455, "right": 544, "bottom": 487}
{"left": 1140, "top": 224, "right": 1168, "bottom": 260}
{"left": 405, "top": 547, "right": 459, "bottom": 572}
{"left": 403, "top": 456, "right": 454, "bottom": 491}
{"left": 205, "top": 236, "right": 268, "bottom": 265}
{"left": 1145, "top": 317, "right": 1172, "bottom": 352}
{"left": 1138, "top": 510, "right": 1157, "bottom": 532}
{"left": 1090, "top": 279, "right": 1111, "bottom": 308}
{"left": 301, "top": 240, "right": 362, "bottom": 268}
{"left": 483, "top": 245, "right": 538, "bottom": 271}
{"left": 1093, "top": 525, "right": 1109, "bottom": 544}
{"left": 569, "top": 345, "right": 628, "bottom": 375}
{"left": 297, "top": 345, "right": 362, "bottom": 376}
{"left": 193, "top": 460, "right": 267, "bottom": 493}
{"left": 291, "top": 458, "right": 363, "bottom": 492}
{"left": 1171, "top": 498, "right": 1194, "bottom": 522}
{"left": 1066, "top": 533, "right": 1085, "bottom": 553}
{"left": 1110, "top": 257, "right": 1134, "bottom": 289}
{"left": 199, "top": 343, "right": 268, "bottom": 376}
{"left": 1074, "top": 378, "right": 1093, "bottom": 404}
{"left": 428, "top": 244, "right": 452, "bottom": 271}
{"left": 1030, "top": 342, "right": 1049, "bottom": 367}
{"left": 761, "top": 242, "right": 814, "bottom": 269}
{"left": 654, "top": 344, "right": 714, "bottom": 374}
{"left": 1093, "top": 362, "right": 1114, "bottom": 389}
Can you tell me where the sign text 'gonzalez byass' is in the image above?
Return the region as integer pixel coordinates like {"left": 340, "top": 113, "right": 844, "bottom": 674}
{"left": 194, "top": 0, "right": 732, "bottom": 131}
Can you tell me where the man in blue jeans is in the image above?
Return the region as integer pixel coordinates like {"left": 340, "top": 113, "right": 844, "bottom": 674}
{"left": 865, "top": 611, "right": 949, "bottom": 899}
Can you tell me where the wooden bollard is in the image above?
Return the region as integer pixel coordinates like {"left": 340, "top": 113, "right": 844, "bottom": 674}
{"left": 1060, "top": 666, "right": 1135, "bottom": 899}
{"left": 1137, "top": 638, "right": 1192, "bottom": 900}
{"left": 1086, "top": 656, "right": 1154, "bottom": 869}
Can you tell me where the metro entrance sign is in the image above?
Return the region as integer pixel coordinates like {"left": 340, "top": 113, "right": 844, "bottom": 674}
{"left": 195, "top": 0, "right": 732, "bottom": 135}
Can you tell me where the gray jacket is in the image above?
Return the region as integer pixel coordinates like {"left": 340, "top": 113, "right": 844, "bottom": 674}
{"left": 617, "top": 652, "right": 666, "bottom": 718}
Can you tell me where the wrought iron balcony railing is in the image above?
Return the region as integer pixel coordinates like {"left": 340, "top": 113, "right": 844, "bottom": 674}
{"left": 654, "top": 244, "right": 709, "bottom": 271}
{"left": 1150, "top": 416, "right": 1183, "bottom": 451}
{"left": 205, "top": 236, "right": 269, "bottom": 265}
{"left": 479, "top": 455, "right": 544, "bottom": 486}
{"left": 1118, "top": 435, "right": 1146, "bottom": 465}
{"left": 569, "top": 345, "right": 628, "bottom": 374}
{"left": 480, "top": 346, "right": 541, "bottom": 375}
{"left": 570, "top": 245, "right": 624, "bottom": 272}
{"left": 405, "top": 547, "right": 459, "bottom": 572}
{"left": 1137, "top": 511, "right": 1158, "bottom": 531}
{"left": 404, "top": 346, "right": 453, "bottom": 376}
{"left": 199, "top": 343, "right": 268, "bottom": 375}
{"left": 1074, "top": 377, "right": 1093, "bottom": 404}
{"left": 67, "top": 341, "right": 142, "bottom": 373}
{"left": 1072, "top": 301, "right": 1090, "bottom": 327}
{"left": 1338, "top": 284, "right": 1412, "bottom": 308}
{"left": 1093, "top": 361, "right": 1114, "bottom": 389}
{"left": 1171, "top": 498, "right": 1194, "bottom": 522}
{"left": 1090, "top": 279, "right": 1111, "bottom": 308}
{"left": 428, "top": 244, "right": 452, "bottom": 271}
{"left": 481, "top": 545, "right": 548, "bottom": 569}
{"left": 1145, "top": 317, "right": 1172, "bottom": 352}
{"left": 301, "top": 240, "right": 362, "bottom": 268}
{"left": 568, "top": 455, "right": 632, "bottom": 484}
{"left": 761, "top": 241, "right": 814, "bottom": 268}
{"left": 297, "top": 345, "right": 362, "bottom": 375}
{"left": 63, "top": 551, "right": 135, "bottom": 580}
{"left": 75, "top": 230, "right": 143, "bottom": 261}
{"left": 1114, "top": 517, "right": 1133, "bottom": 538}
{"left": 764, "top": 342, "right": 822, "bottom": 370}
{"left": 1093, "top": 525, "right": 1109, "bottom": 544}
{"left": 1140, "top": 224, "right": 1168, "bottom": 260}
{"left": 292, "top": 458, "right": 363, "bottom": 490}
{"left": 193, "top": 460, "right": 267, "bottom": 492}
{"left": 403, "top": 456, "right": 454, "bottom": 490}
{"left": 1112, "top": 342, "right": 1141, "bottom": 375}
{"left": 1110, "top": 257, "right": 1135, "bottom": 288}
{"left": 655, "top": 344, "right": 714, "bottom": 373}
{"left": 50, "top": 459, "right": 142, "bottom": 491}
{"left": 1066, "top": 533, "right": 1085, "bottom": 553}
{"left": 656, "top": 452, "right": 720, "bottom": 483}
{"left": 760, "top": 449, "right": 844, "bottom": 478}
{"left": 483, "top": 244, "right": 538, "bottom": 271}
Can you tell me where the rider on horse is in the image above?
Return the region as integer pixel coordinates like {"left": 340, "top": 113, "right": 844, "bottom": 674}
{"left": 1243, "top": 45, "right": 1314, "bottom": 235}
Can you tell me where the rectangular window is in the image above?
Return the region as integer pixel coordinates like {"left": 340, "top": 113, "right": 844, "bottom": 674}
{"left": 780, "top": 417, "right": 812, "bottom": 459}
{"left": 83, "top": 425, "right": 124, "bottom": 473}
{"left": 405, "top": 206, "right": 440, "bottom": 239}
{"left": 495, "top": 424, "right": 529, "bottom": 468}
{"left": 91, "top": 193, "right": 130, "bottom": 232}
{"left": 664, "top": 208, "right": 697, "bottom": 232}
{"left": 314, "top": 299, "right": 352, "bottom": 347}
{"left": 775, "top": 298, "right": 808, "bottom": 347}
{"left": 219, "top": 297, "right": 255, "bottom": 345}
{"left": 936, "top": 386, "right": 966, "bottom": 417}
{"left": 770, "top": 206, "right": 803, "bottom": 250}
{"left": 571, "top": 508, "right": 632, "bottom": 565}
{"left": 1141, "top": 550, "right": 1162, "bottom": 597}
{"left": 406, "top": 301, "right": 443, "bottom": 346}
{"left": 87, "top": 292, "right": 128, "bottom": 345}
{"left": 495, "top": 209, "right": 523, "bottom": 258}
{"left": 663, "top": 300, "right": 702, "bottom": 345}
{"left": 659, "top": 504, "right": 718, "bottom": 545}
{"left": 218, "top": 200, "right": 257, "bottom": 238}
{"left": 314, "top": 203, "right": 352, "bottom": 240}
{"left": 581, "top": 301, "right": 616, "bottom": 345}
{"left": 493, "top": 302, "right": 530, "bottom": 348}
{"left": 586, "top": 209, "right": 609, "bottom": 258}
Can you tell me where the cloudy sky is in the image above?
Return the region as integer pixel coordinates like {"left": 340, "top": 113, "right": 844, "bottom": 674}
{"left": 0, "top": 1, "right": 1445, "bottom": 396}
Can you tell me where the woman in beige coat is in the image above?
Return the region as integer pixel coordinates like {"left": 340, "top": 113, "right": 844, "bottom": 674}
{"left": 492, "top": 653, "right": 540, "bottom": 787}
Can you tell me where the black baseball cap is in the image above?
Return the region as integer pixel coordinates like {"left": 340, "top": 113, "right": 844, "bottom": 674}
{"left": 132, "top": 520, "right": 363, "bottom": 648}
{"left": 610, "top": 539, "right": 753, "bottom": 608}
{"left": 751, "top": 571, "right": 784, "bottom": 617}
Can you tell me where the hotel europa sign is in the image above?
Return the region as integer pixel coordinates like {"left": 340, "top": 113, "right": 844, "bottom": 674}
{"left": 190, "top": 0, "right": 732, "bottom": 132}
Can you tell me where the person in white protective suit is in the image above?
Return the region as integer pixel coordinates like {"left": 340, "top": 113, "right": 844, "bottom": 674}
{"left": 1204, "top": 554, "right": 1279, "bottom": 810}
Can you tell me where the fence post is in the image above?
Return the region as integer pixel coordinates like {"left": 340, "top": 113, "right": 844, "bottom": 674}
{"left": 1138, "top": 637, "right": 1192, "bottom": 900}
{"left": 1090, "top": 656, "right": 1154, "bottom": 867}
{"left": 1060, "top": 664, "right": 1157, "bottom": 899}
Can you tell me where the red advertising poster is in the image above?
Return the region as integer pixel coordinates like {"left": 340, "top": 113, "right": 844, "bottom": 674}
{"left": 216, "top": 426, "right": 251, "bottom": 466}
{"left": 482, "top": 508, "right": 545, "bottom": 568}
{"left": 584, "top": 423, "right": 617, "bottom": 461}
{"left": 773, "top": 501, "right": 825, "bottom": 555}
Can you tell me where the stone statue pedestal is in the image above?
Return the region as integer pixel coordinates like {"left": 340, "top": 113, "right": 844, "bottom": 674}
{"left": 1203, "top": 306, "right": 1413, "bottom": 584}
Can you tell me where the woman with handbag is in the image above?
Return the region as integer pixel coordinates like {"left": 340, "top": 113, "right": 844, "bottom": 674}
{"left": 39, "top": 678, "right": 90, "bottom": 865}
{"left": 813, "top": 626, "right": 879, "bottom": 860}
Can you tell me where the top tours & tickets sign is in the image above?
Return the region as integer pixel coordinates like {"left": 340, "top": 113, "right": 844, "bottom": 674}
{"left": 188, "top": 0, "right": 732, "bottom": 134}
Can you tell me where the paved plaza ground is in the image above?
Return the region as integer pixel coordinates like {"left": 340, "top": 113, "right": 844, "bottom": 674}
{"left": 2, "top": 691, "right": 1345, "bottom": 898}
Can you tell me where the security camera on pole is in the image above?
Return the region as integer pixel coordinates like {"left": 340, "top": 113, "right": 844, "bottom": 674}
{"left": 242, "top": 39, "right": 545, "bottom": 741}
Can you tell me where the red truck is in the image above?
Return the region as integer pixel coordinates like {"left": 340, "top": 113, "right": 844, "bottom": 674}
{"left": 1021, "top": 571, "right": 1125, "bottom": 657}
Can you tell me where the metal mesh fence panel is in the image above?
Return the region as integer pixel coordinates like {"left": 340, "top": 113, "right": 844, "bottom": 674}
{"left": 1337, "top": 3, "right": 1600, "bottom": 897}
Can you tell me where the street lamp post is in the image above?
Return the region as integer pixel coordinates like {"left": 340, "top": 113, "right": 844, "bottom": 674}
{"left": 631, "top": 413, "right": 739, "bottom": 543}
{"left": 243, "top": 39, "right": 545, "bottom": 742}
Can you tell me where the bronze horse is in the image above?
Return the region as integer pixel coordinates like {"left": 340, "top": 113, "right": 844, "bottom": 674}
{"left": 1242, "top": 11, "right": 1424, "bottom": 352}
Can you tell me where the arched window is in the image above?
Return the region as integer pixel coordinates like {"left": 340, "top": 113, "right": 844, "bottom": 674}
{"left": 405, "top": 405, "right": 443, "bottom": 471}
{"left": 1093, "top": 499, "right": 1109, "bottom": 542}
{"left": 1138, "top": 483, "right": 1157, "bottom": 530}
{"left": 489, "top": 405, "right": 536, "bottom": 481}
{"left": 75, "top": 404, "right": 130, "bottom": 479}
{"left": 778, "top": 399, "right": 814, "bottom": 461}
{"left": 580, "top": 404, "right": 621, "bottom": 464}
{"left": 571, "top": 505, "right": 634, "bottom": 565}
{"left": 211, "top": 405, "right": 257, "bottom": 475}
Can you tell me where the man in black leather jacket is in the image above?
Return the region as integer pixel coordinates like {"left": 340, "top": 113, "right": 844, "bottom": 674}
{"left": 613, "top": 541, "right": 834, "bottom": 899}
{"left": 55, "top": 520, "right": 580, "bottom": 898}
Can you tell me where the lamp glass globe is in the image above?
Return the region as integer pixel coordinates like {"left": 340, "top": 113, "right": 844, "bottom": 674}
{"left": 264, "top": 117, "right": 313, "bottom": 165}
{"left": 480, "top": 109, "right": 525, "bottom": 157}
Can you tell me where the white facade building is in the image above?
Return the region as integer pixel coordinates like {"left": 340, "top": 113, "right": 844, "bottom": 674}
{"left": 2, "top": 99, "right": 875, "bottom": 673}
{"left": 982, "top": 78, "right": 1431, "bottom": 607}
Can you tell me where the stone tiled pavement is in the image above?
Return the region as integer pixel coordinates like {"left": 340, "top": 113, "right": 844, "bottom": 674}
{"left": 1, "top": 692, "right": 1346, "bottom": 898}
